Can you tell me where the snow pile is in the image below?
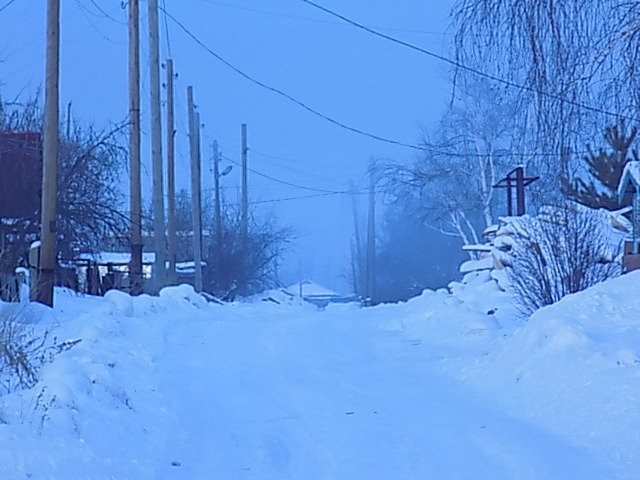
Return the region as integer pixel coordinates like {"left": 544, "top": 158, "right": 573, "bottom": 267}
{"left": 450, "top": 271, "right": 640, "bottom": 472}
{"left": 373, "top": 267, "right": 640, "bottom": 474}
{"left": 1, "top": 272, "right": 640, "bottom": 478}
{"left": 0, "top": 284, "right": 218, "bottom": 479}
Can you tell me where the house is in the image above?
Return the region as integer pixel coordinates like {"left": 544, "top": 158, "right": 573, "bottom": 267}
{"left": 617, "top": 160, "right": 640, "bottom": 270}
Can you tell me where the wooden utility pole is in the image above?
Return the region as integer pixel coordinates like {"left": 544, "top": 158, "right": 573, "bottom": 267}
{"left": 187, "top": 87, "right": 203, "bottom": 292}
{"left": 350, "top": 180, "right": 364, "bottom": 297}
{"left": 149, "top": 0, "right": 166, "bottom": 291}
{"left": 128, "top": 0, "right": 143, "bottom": 295}
{"left": 365, "top": 165, "right": 376, "bottom": 305}
{"left": 212, "top": 140, "right": 222, "bottom": 249}
{"left": 241, "top": 124, "right": 248, "bottom": 253}
{"left": 166, "top": 58, "right": 177, "bottom": 284}
{"left": 37, "top": 0, "right": 60, "bottom": 307}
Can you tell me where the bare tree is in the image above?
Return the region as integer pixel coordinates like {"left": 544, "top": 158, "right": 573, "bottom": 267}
{"left": 498, "top": 204, "right": 622, "bottom": 314}
{"left": 0, "top": 97, "right": 128, "bottom": 272}
{"left": 204, "top": 207, "right": 292, "bottom": 299}
{"left": 383, "top": 78, "right": 524, "bottom": 253}
{"left": 166, "top": 189, "right": 292, "bottom": 298}
{"left": 453, "top": 0, "right": 640, "bottom": 196}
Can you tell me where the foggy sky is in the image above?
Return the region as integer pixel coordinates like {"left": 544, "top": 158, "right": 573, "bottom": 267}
{"left": 0, "top": 0, "right": 454, "bottom": 292}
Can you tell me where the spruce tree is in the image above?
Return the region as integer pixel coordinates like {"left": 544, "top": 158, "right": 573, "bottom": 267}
{"left": 564, "top": 122, "right": 638, "bottom": 210}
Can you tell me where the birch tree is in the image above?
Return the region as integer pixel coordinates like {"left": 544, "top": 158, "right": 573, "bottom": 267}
{"left": 453, "top": 0, "right": 640, "bottom": 196}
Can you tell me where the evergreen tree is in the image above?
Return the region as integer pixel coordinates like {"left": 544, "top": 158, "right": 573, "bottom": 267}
{"left": 564, "top": 122, "right": 638, "bottom": 210}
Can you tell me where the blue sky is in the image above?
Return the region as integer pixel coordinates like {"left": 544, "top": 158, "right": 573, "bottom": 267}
{"left": 0, "top": 0, "right": 455, "bottom": 292}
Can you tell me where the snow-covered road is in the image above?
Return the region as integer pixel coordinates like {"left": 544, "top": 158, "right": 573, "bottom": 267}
{"left": 147, "top": 303, "right": 612, "bottom": 479}
{"left": 3, "top": 277, "right": 639, "bottom": 479}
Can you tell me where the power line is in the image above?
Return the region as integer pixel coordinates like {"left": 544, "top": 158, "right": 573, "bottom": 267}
{"left": 248, "top": 191, "right": 350, "bottom": 205}
{"left": 200, "top": 0, "right": 448, "bottom": 35}
{"left": 226, "top": 188, "right": 384, "bottom": 208}
{"left": 159, "top": 6, "right": 429, "bottom": 152}
{"left": 86, "top": 0, "right": 126, "bottom": 25}
{"left": 0, "top": 0, "right": 17, "bottom": 13}
{"left": 155, "top": 6, "right": 588, "bottom": 159}
{"left": 161, "top": 0, "right": 173, "bottom": 58}
{"left": 221, "top": 154, "right": 359, "bottom": 194}
{"left": 74, "top": 0, "right": 126, "bottom": 45}
{"left": 249, "top": 148, "right": 350, "bottom": 187}
{"left": 300, "top": 0, "right": 638, "bottom": 124}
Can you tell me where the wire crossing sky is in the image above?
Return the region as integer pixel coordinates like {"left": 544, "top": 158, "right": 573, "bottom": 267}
{"left": 0, "top": 0, "right": 462, "bottom": 290}
{"left": 300, "top": 0, "right": 639, "bottom": 124}
{"left": 161, "top": 4, "right": 595, "bottom": 158}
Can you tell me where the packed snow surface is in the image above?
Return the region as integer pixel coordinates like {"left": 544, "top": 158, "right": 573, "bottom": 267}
{"left": 1, "top": 273, "right": 640, "bottom": 479}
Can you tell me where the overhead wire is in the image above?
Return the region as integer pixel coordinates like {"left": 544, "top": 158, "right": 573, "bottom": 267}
{"left": 158, "top": 5, "right": 432, "bottom": 153}
{"left": 221, "top": 154, "right": 364, "bottom": 194}
{"left": 157, "top": 5, "right": 591, "bottom": 159}
{"left": 0, "top": 0, "right": 17, "bottom": 13}
{"left": 74, "top": 0, "right": 126, "bottom": 45}
{"left": 300, "top": 0, "right": 638, "bottom": 124}
{"left": 222, "top": 187, "right": 387, "bottom": 208}
{"left": 200, "top": 0, "right": 448, "bottom": 35}
{"left": 249, "top": 149, "right": 351, "bottom": 188}
{"left": 86, "top": 0, "right": 126, "bottom": 25}
{"left": 161, "top": 0, "right": 173, "bottom": 58}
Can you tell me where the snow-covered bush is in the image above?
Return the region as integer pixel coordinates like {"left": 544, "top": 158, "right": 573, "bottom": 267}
{"left": 0, "top": 305, "right": 79, "bottom": 395}
{"left": 499, "top": 205, "right": 622, "bottom": 314}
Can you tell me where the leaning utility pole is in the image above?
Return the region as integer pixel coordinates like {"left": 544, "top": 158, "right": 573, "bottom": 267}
{"left": 37, "top": 0, "right": 60, "bottom": 307}
{"left": 240, "top": 124, "right": 248, "bottom": 253}
{"left": 365, "top": 164, "right": 376, "bottom": 305}
{"left": 212, "top": 140, "right": 222, "bottom": 249}
{"left": 128, "top": 0, "right": 143, "bottom": 295}
{"left": 166, "top": 58, "right": 177, "bottom": 284}
{"left": 148, "top": 0, "right": 166, "bottom": 291}
{"left": 187, "top": 87, "right": 203, "bottom": 292}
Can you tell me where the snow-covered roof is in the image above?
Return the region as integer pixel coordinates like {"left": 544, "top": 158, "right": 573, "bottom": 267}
{"left": 175, "top": 261, "right": 207, "bottom": 275}
{"left": 77, "top": 252, "right": 156, "bottom": 264}
{"left": 617, "top": 160, "right": 640, "bottom": 203}
{"left": 285, "top": 280, "right": 340, "bottom": 298}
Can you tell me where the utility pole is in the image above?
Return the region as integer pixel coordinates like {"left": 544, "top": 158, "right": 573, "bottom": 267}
{"left": 241, "top": 123, "right": 248, "bottom": 252}
{"left": 128, "top": 0, "right": 143, "bottom": 295}
{"left": 212, "top": 140, "right": 222, "bottom": 249}
{"left": 365, "top": 164, "right": 376, "bottom": 305}
{"left": 149, "top": 0, "right": 166, "bottom": 291}
{"left": 350, "top": 180, "right": 364, "bottom": 298}
{"left": 37, "top": 0, "right": 60, "bottom": 307}
{"left": 166, "top": 58, "right": 177, "bottom": 284}
{"left": 187, "top": 87, "right": 203, "bottom": 292}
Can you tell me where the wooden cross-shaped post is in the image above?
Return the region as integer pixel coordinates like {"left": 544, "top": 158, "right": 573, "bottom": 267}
{"left": 492, "top": 166, "right": 540, "bottom": 216}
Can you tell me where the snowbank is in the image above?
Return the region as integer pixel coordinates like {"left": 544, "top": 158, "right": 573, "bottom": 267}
{"left": 0, "top": 284, "right": 219, "bottom": 479}
{"left": 450, "top": 271, "right": 640, "bottom": 472}
{"left": 1, "top": 271, "right": 639, "bottom": 478}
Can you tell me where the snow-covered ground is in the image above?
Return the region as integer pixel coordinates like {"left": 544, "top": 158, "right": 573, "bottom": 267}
{"left": 1, "top": 272, "right": 639, "bottom": 479}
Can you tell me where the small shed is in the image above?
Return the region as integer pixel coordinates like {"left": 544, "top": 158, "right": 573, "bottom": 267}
{"left": 617, "top": 161, "right": 640, "bottom": 269}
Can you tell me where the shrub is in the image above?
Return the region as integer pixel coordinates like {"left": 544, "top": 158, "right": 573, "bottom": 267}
{"left": 502, "top": 205, "right": 622, "bottom": 314}
{"left": 0, "top": 305, "right": 80, "bottom": 395}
